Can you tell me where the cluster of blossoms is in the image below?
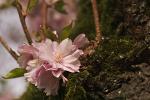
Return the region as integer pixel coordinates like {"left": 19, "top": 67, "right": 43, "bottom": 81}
{"left": 18, "top": 34, "right": 89, "bottom": 95}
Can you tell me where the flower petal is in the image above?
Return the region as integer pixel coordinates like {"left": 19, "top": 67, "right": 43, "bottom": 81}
{"left": 37, "top": 68, "right": 59, "bottom": 95}
{"left": 61, "top": 75, "right": 68, "bottom": 83}
{"left": 18, "top": 54, "right": 33, "bottom": 68}
{"left": 72, "top": 50, "right": 83, "bottom": 58}
{"left": 63, "top": 55, "right": 77, "bottom": 64}
{"left": 63, "top": 49, "right": 83, "bottom": 63}
{"left": 58, "top": 38, "right": 75, "bottom": 57}
{"left": 52, "top": 69, "right": 63, "bottom": 78}
{"left": 25, "top": 67, "right": 59, "bottom": 96}
{"left": 27, "top": 59, "right": 39, "bottom": 68}
{"left": 73, "top": 34, "right": 89, "bottom": 48}
{"left": 63, "top": 63, "right": 80, "bottom": 72}
{"left": 57, "top": 63, "right": 75, "bottom": 73}
{"left": 18, "top": 44, "right": 38, "bottom": 56}
{"left": 34, "top": 39, "right": 54, "bottom": 62}
{"left": 52, "top": 41, "right": 59, "bottom": 52}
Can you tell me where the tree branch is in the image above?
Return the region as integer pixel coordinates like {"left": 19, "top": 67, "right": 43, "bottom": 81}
{"left": 40, "top": 1, "right": 47, "bottom": 40}
{"left": 0, "top": 35, "right": 19, "bottom": 61}
{"left": 84, "top": 0, "right": 102, "bottom": 56}
{"left": 91, "top": 0, "right": 101, "bottom": 47}
{"left": 15, "top": 0, "right": 32, "bottom": 45}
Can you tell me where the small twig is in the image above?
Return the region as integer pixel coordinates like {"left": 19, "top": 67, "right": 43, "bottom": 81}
{"left": 91, "top": 0, "right": 101, "bottom": 46}
{"left": 42, "top": 1, "right": 48, "bottom": 29}
{"left": 84, "top": 0, "right": 102, "bottom": 56}
{"left": 15, "top": 0, "right": 32, "bottom": 45}
{"left": 40, "top": 0, "right": 48, "bottom": 40}
{"left": 0, "top": 35, "right": 19, "bottom": 60}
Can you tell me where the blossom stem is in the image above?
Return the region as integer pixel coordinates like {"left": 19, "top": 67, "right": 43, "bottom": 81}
{"left": 15, "top": 0, "right": 32, "bottom": 45}
{"left": 40, "top": 0, "right": 47, "bottom": 40}
{"left": 0, "top": 35, "right": 19, "bottom": 60}
{"left": 83, "top": 0, "right": 102, "bottom": 56}
{"left": 91, "top": 0, "right": 102, "bottom": 46}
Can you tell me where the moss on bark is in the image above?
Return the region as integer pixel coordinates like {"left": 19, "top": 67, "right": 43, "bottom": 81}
{"left": 20, "top": 0, "right": 150, "bottom": 99}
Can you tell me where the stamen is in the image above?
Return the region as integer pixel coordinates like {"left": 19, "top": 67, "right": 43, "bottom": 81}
{"left": 55, "top": 52, "right": 62, "bottom": 63}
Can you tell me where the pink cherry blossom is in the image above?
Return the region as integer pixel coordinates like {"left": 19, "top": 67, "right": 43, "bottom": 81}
{"left": 33, "top": 38, "right": 83, "bottom": 78}
{"left": 18, "top": 34, "right": 89, "bottom": 95}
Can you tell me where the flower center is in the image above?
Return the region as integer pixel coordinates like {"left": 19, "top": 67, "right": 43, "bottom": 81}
{"left": 55, "top": 52, "right": 62, "bottom": 63}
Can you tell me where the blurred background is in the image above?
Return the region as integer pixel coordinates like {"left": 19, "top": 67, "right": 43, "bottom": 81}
{"left": 0, "top": 0, "right": 77, "bottom": 99}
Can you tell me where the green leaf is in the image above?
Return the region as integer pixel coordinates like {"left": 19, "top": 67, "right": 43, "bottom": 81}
{"left": 59, "top": 23, "right": 73, "bottom": 41}
{"left": 44, "top": 28, "right": 58, "bottom": 41}
{"left": 27, "top": 0, "right": 38, "bottom": 13}
{"left": 3, "top": 68, "right": 26, "bottom": 79}
{"left": 54, "top": 0, "right": 66, "bottom": 14}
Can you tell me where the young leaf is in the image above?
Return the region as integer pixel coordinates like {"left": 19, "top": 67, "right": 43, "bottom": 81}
{"left": 54, "top": 0, "right": 66, "bottom": 14}
{"left": 3, "top": 68, "right": 26, "bottom": 79}
{"left": 59, "top": 23, "right": 73, "bottom": 41}
{"left": 44, "top": 28, "right": 58, "bottom": 41}
{"left": 27, "top": 0, "right": 38, "bottom": 13}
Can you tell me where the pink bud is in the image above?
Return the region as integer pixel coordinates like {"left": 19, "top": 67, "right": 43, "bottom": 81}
{"left": 73, "top": 34, "right": 89, "bottom": 48}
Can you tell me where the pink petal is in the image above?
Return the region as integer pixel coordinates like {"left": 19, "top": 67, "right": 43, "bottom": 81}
{"left": 42, "top": 62, "right": 59, "bottom": 71}
{"left": 24, "top": 68, "right": 39, "bottom": 85}
{"left": 42, "top": 62, "right": 52, "bottom": 70}
{"left": 61, "top": 75, "right": 68, "bottom": 83}
{"left": 63, "top": 63, "right": 80, "bottom": 72}
{"left": 27, "top": 59, "right": 39, "bottom": 68}
{"left": 34, "top": 39, "right": 54, "bottom": 62}
{"left": 25, "top": 67, "right": 59, "bottom": 96}
{"left": 57, "top": 63, "right": 75, "bottom": 73}
{"left": 18, "top": 44, "right": 38, "bottom": 56}
{"left": 37, "top": 68, "right": 59, "bottom": 95}
{"left": 58, "top": 38, "right": 75, "bottom": 57}
{"left": 52, "top": 41, "right": 59, "bottom": 52}
{"left": 63, "top": 55, "right": 77, "bottom": 64}
{"left": 18, "top": 54, "right": 33, "bottom": 68}
{"left": 52, "top": 69, "right": 63, "bottom": 78}
{"left": 71, "top": 50, "right": 83, "bottom": 58}
{"left": 63, "top": 49, "right": 83, "bottom": 64}
{"left": 70, "top": 60, "right": 81, "bottom": 67}
{"left": 73, "top": 34, "right": 89, "bottom": 48}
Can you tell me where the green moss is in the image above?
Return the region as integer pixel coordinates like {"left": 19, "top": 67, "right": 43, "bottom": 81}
{"left": 20, "top": 84, "right": 48, "bottom": 100}
{"left": 65, "top": 70, "right": 89, "bottom": 100}
{"left": 65, "top": 86, "right": 86, "bottom": 100}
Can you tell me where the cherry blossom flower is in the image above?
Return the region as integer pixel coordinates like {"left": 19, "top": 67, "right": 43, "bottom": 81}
{"left": 34, "top": 38, "right": 83, "bottom": 78}
{"left": 18, "top": 34, "right": 89, "bottom": 95}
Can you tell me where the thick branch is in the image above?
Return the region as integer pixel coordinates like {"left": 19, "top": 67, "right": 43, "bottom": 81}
{"left": 0, "top": 35, "right": 19, "bottom": 60}
{"left": 15, "top": 0, "right": 32, "bottom": 44}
